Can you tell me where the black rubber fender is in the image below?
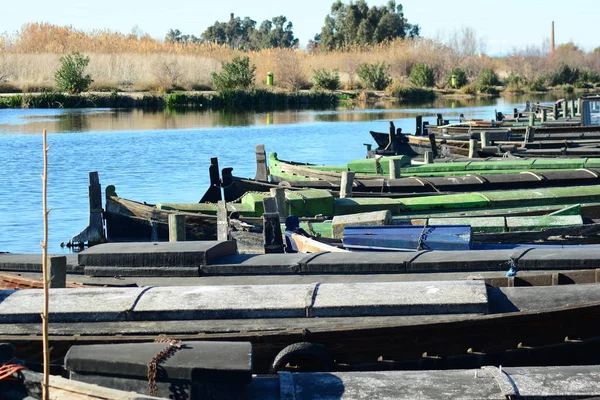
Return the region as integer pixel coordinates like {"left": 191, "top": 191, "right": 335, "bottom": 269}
{"left": 270, "top": 342, "right": 334, "bottom": 373}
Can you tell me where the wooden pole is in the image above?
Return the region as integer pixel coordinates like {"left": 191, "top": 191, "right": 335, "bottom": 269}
{"left": 480, "top": 132, "right": 490, "bottom": 147}
{"left": 541, "top": 109, "right": 547, "bottom": 122}
{"left": 553, "top": 103, "right": 558, "bottom": 120}
{"left": 389, "top": 159, "right": 402, "bottom": 179}
{"left": 415, "top": 115, "right": 422, "bottom": 136}
{"left": 216, "top": 201, "right": 229, "bottom": 241}
{"left": 469, "top": 139, "right": 478, "bottom": 158}
{"left": 270, "top": 188, "right": 286, "bottom": 221}
{"left": 428, "top": 133, "right": 438, "bottom": 159}
{"left": 255, "top": 144, "right": 268, "bottom": 181}
{"left": 168, "top": 214, "right": 186, "bottom": 242}
{"left": 340, "top": 171, "right": 355, "bottom": 198}
{"left": 40, "top": 129, "right": 50, "bottom": 400}
{"left": 49, "top": 256, "right": 66, "bottom": 289}
{"left": 563, "top": 101, "right": 569, "bottom": 119}
{"left": 424, "top": 151, "right": 434, "bottom": 164}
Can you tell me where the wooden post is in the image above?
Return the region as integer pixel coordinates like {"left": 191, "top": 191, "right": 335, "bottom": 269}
{"left": 579, "top": 98, "right": 584, "bottom": 118}
{"left": 216, "top": 201, "right": 228, "bottom": 241}
{"left": 523, "top": 126, "right": 535, "bottom": 147}
{"left": 340, "top": 171, "right": 355, "bottom": 198}
{"left": 41, "top": 129, "right": 50, "bottom": 400}
{"left": 571, "top": 100, "right": 577, "bottom": 117}
{"left": 263, "top": 210, "right": 285, "bottom": 254}
{"left": 70, "top": 172, "right": 105, "bottom": 246}
{"left": 541, "top": 109, "right": 547, "bottom": 122}
{"left": 198, "top": 159, "right": 222, "bottom": 203}
{"left": 552, "top": 103, "right": 558, "bottom": 120}
{"left": 207, "top": 157, "right": 222, "bottom": 201}
{"left": 513, "top": 108, "right": 518, "bottom": 118}
{"left": 428, "top": 133, "right": 438, "bottom": 158}
{"left": 389, "top": 159, "right": 402, "bottom": 179}
{"left": 563, "top": 101, "right": 569, "bottom": 119}
{"left": 528, "top": 112, "right": 535, "bottom": 127}
{"left": 469, "top": 139, "right": 478, "bottom": 159}
{"left": 255, "top": 144, "right": 268, "bottom": 181}
{"left": 49, "top": 256, "right": 67, "bottom": 289}
{"left": 168, "top": 214, "right": 186, "bottom": 242}
{"left": 424, "top": 151, "right": 434, "bottom": 164}
{"left": 270, "top": 188, "right": 286, "bottom": 221}
{"left": 416, "top": 115, "right": 422, "bottom": 136}
{"left": 388, "top": 121, "right": 396, "bottom": 152}
{"left": 480, "top": 131, "right": 490, "bottom": 147}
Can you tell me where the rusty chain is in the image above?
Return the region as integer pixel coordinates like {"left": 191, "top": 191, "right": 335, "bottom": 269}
{"left": 147, "top": 338, "right": 182, "bottom": 396}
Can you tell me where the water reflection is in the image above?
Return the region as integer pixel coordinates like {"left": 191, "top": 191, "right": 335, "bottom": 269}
{"left": 0, "top": 93, "right": 575, "bottom": 135}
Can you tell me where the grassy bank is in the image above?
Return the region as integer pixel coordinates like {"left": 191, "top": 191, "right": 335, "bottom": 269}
{"left": 0, "top": 89, "right": 338, "bottom": 110}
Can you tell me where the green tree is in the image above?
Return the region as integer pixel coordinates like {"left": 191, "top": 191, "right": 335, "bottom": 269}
{"left": 54, "top": 51, "right": 93, "bottom": 94}
{"left": 251, "top": 16, "right": 299, "bottom": 49}
{"left": 165, "top": 28, "right": 200, "bottom": 44}
{"left": 477, "top": 68, "right": 500, "bottom": 86}
{"left": 409, "top": 63, "right": 434, "bottom": 87}
{"left": 211, "top": 56, "right": 256, "bottom": 91}
{"left": 312, "top": 69, "right": 340, "bottom": 90}
{"left": 315, "top": 0, "right": 419, "bottom": 50}
{"left": 201, "top": 13, "right": 298, "bottom": 50}
{"left": 357, "top": 62, "right": 392, "bottom": 90}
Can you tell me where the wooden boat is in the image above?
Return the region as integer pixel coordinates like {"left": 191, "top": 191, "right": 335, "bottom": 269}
{"left": 210, "top": 165, "right": 600, "bottom": 202}
{"left": 104, "top": 185, "right": 264, "bottom": 253}
{"left": 0, "top": 273, "right": 86, "bottom": 289}
{"left": 268, "top": 151, "right": 600, "bottom": 181}
{"left": 2, "top": 283, "right": 600, "bottom": 373}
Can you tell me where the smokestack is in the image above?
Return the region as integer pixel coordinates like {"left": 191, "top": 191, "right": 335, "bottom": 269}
{"left": 551, "top": 21, "right": 555, "bottom": 53}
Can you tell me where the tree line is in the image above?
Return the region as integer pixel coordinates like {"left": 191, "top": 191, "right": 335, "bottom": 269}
{"left": 165, "top": 0, "right": 419, "bottom": 51}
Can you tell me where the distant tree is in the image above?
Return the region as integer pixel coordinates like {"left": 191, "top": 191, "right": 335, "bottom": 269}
{"left": 54, "top": 51, "right": 93, "bottom": 94}
{"left": 251, "top": 16, "right": 299, "bottom": 49}
{"left": 201, "top": 13, "right": 297, "bottom": 50}
{"left": 165, "top": 28, "right": 200, "bottom": 44}
{"left": 314, "top": 0, "right": 419, "bottom": 50}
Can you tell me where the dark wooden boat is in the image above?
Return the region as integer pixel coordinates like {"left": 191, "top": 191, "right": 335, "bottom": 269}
{"left": 208, "top": 165, "right": 600, "bottom": 203}
{"left": 104, "top": 185, "right": 264, "bottom": 253}
{"left": 2, "top": 284, "right": 600, "bottom": 373}
{"left": 105, "top": 185, "right": 220, "bottom": 243}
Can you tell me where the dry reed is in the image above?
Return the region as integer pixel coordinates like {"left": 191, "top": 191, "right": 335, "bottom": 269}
{"left": 1, "top": 23, "right": 599, "bottom": 92}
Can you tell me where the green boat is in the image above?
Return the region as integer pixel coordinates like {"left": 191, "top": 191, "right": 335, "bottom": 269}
{"left": 158, "top": 185, "right": 600, "bottom": 220}
{"left": 268, "top": 152, "right": 600, "bottom": 181}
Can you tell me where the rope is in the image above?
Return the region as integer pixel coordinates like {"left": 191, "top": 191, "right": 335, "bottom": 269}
{"left": 0, "top": 358, "right": 26, "bottom": 381}
{"left": 417, "top": 220, "right": 431, "bottom": 251}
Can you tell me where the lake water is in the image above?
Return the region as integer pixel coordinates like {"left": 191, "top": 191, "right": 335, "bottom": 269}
{"left": 0, "top": 94, "right": 565, "bottom": 253}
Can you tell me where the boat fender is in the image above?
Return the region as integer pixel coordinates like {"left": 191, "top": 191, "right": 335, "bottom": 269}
{"left": 270, "top": 342, "right": 334, "bottom": 373}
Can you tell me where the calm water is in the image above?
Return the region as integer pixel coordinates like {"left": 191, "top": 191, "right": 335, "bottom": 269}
{"left": 0, "top": 94, "right": 565, "bottom": 253}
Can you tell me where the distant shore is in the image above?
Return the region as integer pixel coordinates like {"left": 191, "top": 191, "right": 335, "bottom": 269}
{"left": 0, "top": 87, "right": 595, "bottom": 111}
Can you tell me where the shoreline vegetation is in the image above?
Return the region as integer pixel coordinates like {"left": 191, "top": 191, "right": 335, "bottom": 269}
{"left": 1, "top": 20, "right": 600, "bottom": 110}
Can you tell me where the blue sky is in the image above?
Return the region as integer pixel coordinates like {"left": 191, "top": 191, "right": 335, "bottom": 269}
{"left": 2, "top": 0, "right": 598, "bottom": 55}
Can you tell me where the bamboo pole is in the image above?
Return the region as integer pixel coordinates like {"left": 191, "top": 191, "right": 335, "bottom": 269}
{"left": 40, "top": 129, "right": 50, "bottom": 400}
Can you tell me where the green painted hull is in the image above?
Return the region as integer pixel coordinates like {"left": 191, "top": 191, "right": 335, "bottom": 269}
{"left": 158, "top": 186, "right": 600, "bottom": 221}
{"left": 269, "top": 152, "right": 600, "bottom": 180}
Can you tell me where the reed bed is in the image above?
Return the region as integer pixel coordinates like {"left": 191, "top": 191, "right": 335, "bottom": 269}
{"left": 1, "top": 23, "right": 599, "bottom": 93}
